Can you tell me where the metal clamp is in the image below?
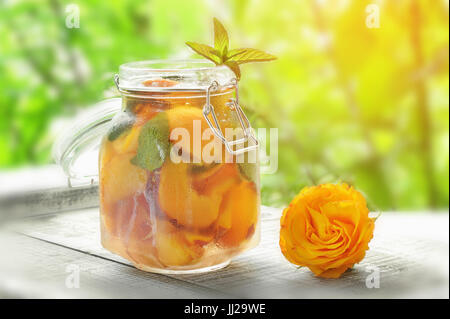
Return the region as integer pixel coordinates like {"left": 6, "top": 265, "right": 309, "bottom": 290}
{"left": 202, "top": 79, "right": 259, "bottom": 155}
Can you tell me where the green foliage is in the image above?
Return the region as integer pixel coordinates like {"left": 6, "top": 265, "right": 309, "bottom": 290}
{"left": 229, "top": 0, "right": 449, "bottom": 210}
{"left": 0, "top": 0, "right": 448, "bottom": 210}
{"left": 186, "top": 18, "right": 276, "bottom": 79}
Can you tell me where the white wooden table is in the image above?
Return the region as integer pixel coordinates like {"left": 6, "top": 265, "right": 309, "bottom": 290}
{"left": 0, "top": 205, "right": 448, "bottom": 299}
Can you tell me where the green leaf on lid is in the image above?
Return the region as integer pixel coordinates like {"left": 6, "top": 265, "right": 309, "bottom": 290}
{"left": 185, "top": 42, "right": 221, "bottom": 64}
{"left": 227, "top": 48, "right": 277, "bottom": 64}
{"left": 186, "top": 18, "right": 277, "bottom": 80}
{"left": 213, "top": 18, "right": 229, "bottom": 55}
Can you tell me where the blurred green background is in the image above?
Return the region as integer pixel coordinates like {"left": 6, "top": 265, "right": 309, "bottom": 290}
{"left": 0, "top": 0, "right": 448, "bottom": 210}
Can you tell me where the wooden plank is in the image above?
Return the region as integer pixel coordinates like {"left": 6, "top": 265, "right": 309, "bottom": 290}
{"left": 8, "top": 207, "right": 449, "bottom": 298}
{"left": 0, "top": 232, "right": 227, "bottom": 298}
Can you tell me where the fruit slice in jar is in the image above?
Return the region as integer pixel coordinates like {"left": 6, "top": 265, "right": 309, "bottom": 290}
{"left": 218, "top": 180, "right": 258, "bottom": 247}
{"left": 192, "top": 163, "right": 240, "bottom": 196}
{"left": 159, "top": 161, "right": 219, "bottom": 229}
{"left": 158, "top": 161, "right": 239, "bottom": 229}
{"left": 125, "top": 195, "right": 162, "bottom": 268}
{"left": 100, "top": 152, "right": 147, "bottom": 207}
{"left": 99, "top": 140, "right": 116, "bottom": 171}
{"left": 133, "top": 103, "right": 160, "bottom": 126}
{"left": 183, "top": 230, "right": 215, "bottom": 247}
{"left": 104, "top": 193, "right": 199, "bottom": 268}
{"left": 166, "top": 106, "right": 222, "bottom": 163}
{"left": 104, "top": 194, "right": 150, "bottom": 238}
{"left": 154, "top": 219, "right": 202, "bottom": 267}
{"left": 111, "top": 124, "right": 142, "bottom": 155}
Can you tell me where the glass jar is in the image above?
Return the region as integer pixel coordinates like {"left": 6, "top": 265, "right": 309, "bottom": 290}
{"left": 55, "top": 60, "right": 260, "bottom": 274}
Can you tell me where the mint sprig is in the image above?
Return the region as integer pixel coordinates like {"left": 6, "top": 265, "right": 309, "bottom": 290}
{"left": 186, "top": 18, "right": 276, "bottom": 80}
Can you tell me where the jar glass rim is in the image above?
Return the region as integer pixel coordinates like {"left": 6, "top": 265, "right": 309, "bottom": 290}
{"left": 117, "top": 59, "right": 236, "bottom": 94}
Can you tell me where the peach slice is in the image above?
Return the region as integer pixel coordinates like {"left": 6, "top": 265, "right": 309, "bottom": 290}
{"left": 112, "top": 124, "right": 142, "bottom": 155}
{"left": 217, "top": 205, "right": 232, "bottom": 230}
{"left": 133, "top": 104, "right": 160, "bottom": 126}
{"left": 183, "top": 230, "right": 215, "bottom": 247}
{"left": 166, "top": 106, "right": 221, "bottom": 163}
{"left": 100, "top": 153, "right": 147, "bottom": 206}
{"left": 192, "top": 163, "right": 240, "bottom": 195}
{"left": 158, "top": 161, "right": 222, "bottom": 229}
{"left": 218, "top": 180, "right": 259, "bottom": 247}
{"left": 154, "top": 219, "right": 201, "bottom": 267}
{"left": 159, "top": 161, "right": 240, "bottom": 229}
{"left": 99, "top": 139, "right": 116, "bottom": 170}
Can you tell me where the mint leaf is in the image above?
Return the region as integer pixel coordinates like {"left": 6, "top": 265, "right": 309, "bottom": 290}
{"left": 185, "top": 41, "right": 221, "bottom": 64}
{"left": 213, "top": 18, "right": 229, "bottom": 55}
{"left": 238, "top": 162, "right": 258, "bottom": 184}
{"left": 131, "top": 113, "right": 170, "bottom": 171}
{"left": 108, "top": 118, "right": 134, "bottom": 141}
{"left": 224, "top": 60, "right": 241, "bottom": 80}
{"left": 225, "top": 48, "right": 247, "bottom": 60}
{"left": 186, "top": 18, "right": 277, "bottom": 81}
{"left": 227, "top": 48, "right": 277, "bottom": 64}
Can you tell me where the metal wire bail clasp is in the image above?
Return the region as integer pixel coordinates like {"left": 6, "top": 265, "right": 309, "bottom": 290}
{"left": 202, "top": 79, "right": 259, "bottom": 155}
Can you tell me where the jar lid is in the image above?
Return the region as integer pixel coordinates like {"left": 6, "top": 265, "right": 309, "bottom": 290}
{"left": 117, "top": 59, "right": 236, "bottom": 93}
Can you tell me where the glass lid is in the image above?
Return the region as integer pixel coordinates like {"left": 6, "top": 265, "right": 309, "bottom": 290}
{"left": 117, "top": 59, "right": 235, "bottom": 92}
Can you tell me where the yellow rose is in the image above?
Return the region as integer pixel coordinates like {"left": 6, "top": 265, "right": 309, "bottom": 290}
{"left": 279, "top": 183, "right": 375, "bottom": 278}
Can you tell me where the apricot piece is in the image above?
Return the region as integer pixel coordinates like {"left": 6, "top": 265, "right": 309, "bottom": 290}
{"left": 158, "top": 161, "right": 222, "bottom": 229}
{"left": 134, "top": 104, "right": 159, "bottom": 126}
{"left": 192, "top": 163, "right": 240, "bottom": 195}
{"left": 217, "top": 205, "right": 232, "bottom": 230}
{"left": 159, "top": 161, "right": 241, "bottom": 229}
{"left": 154, "top": 219, "right": 200, "bottom": 267}
{"left": 100, "top": 153, "right": 147, "bottom": 206}
{"left": 183, "top": 230, "right": 215, "bottom": 247}
{"left": 112, "top": 125, "right": 142, "bottom": 155}
{"left": 166, "top": 106, "right": 220, "bottom": 163}
{"left": 99, "top": 140, "right": 116, "bottom": 170}
{"left": 218, "top": 181, "right": 259, "bottom": 247}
